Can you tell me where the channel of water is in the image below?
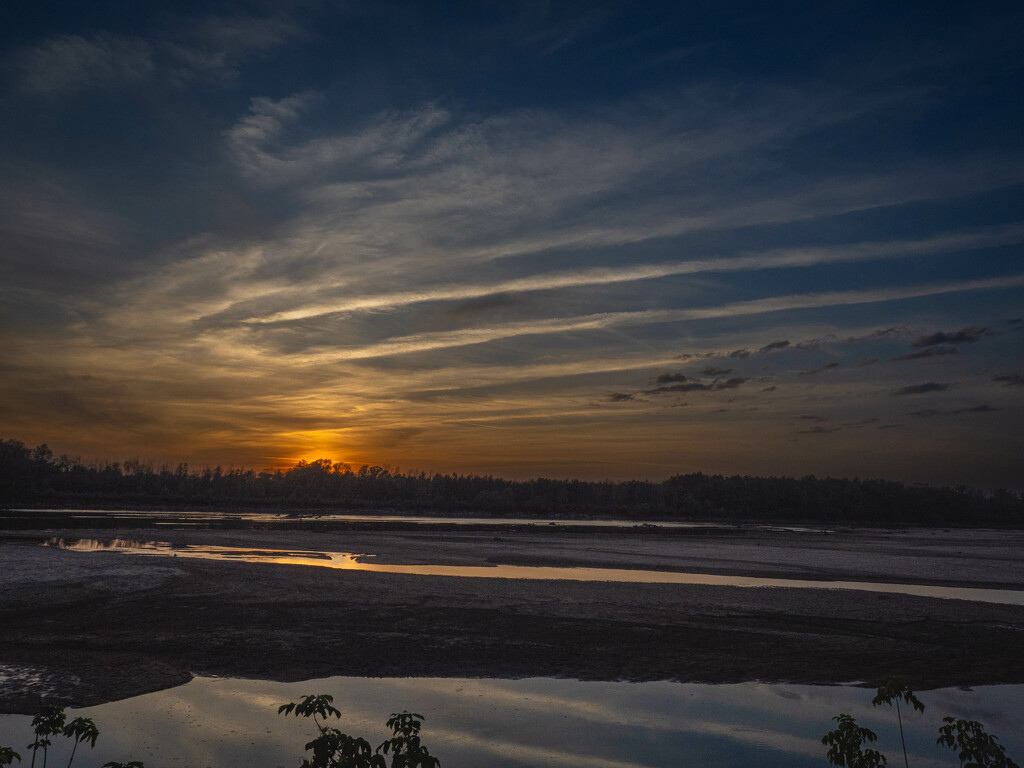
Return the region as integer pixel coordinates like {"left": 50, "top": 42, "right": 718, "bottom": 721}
{"left": 45, "top": 537, "right": 1024, "bottom": 605}
{"left": 11, "top": 508, "right": 832, "bottom": 531}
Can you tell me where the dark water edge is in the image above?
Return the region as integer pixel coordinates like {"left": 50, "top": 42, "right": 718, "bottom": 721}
{"left": 1, "top": 506, "right": 760, "bottom": 533}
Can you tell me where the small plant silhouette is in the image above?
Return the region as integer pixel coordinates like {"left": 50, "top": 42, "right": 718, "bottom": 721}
{"left": 872, "top": 675, "right": 925, "bottom": 768}
{"left": 27, "top": 704, "right": 65, "bottom": 768}
{"left": 0, "top": 704, "right": 140, "bottom": 768}
{"left": 280, "top": 695, "right": 440, "bottom": 768}
{"left": 61, "top": 718, "right": 99, "bottom": 768}
{"left": 822, "top": 713, "right": 888, "bottom": 767}
{"left": 377, "top": 712, "right": 440, "bottom": 768}
{"left": 937, "top": 717, "right": 1020, "bottom": 768}
{"left": 279, "top": 695, "right": 344, "bottom": 731}
{"left": 825, "top": 678, "right": 1019, "bottom": 768}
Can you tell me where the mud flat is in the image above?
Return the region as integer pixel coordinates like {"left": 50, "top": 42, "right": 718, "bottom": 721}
{"left": 2, "top": 521, "right": 1024, "bottom": 714}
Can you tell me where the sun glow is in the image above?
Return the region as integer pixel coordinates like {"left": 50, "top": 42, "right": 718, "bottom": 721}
{"left": 266, "top": 429, "right": 354, "bottom": 470}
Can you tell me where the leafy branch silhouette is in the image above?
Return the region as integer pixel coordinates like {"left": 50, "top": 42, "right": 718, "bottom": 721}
{"left": 0, "top": 704, "right": 139, "bottom": 768}
{"left": 279, "top": 695, "right": 440, "bottom": 768}
{"left": 937, "top": 717, "right": 1020, "bottom": 768}
{"left": 822, "top": 713, "right": 888, "bottom": 767}
{"left": 872, "top": 674, "right": 926, "bottom": 768}
{"left": 825, "top": 677, "right": 1019, "bottom": 768}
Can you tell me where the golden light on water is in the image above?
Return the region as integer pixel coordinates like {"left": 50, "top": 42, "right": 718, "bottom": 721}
{"left": 42, "top": 538, "right": 1024, "bottom": 605}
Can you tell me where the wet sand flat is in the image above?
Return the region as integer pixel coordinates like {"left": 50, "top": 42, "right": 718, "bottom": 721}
{"left": 2, "top": 523, "right": 1023, "bottom": 713}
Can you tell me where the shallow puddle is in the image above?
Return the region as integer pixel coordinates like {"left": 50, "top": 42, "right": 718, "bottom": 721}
{"left": 45, "top": 537, "right": 1024, "bottom": 605}
{"left": 0, "top": 676, "right": 1021, "bottom": 768}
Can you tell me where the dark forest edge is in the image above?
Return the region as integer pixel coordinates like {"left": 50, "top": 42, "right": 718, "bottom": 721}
{"left": 1, "top": 438, "right": 1021, "bottom": 526}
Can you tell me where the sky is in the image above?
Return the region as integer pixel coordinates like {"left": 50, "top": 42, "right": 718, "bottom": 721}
{"left": 1, "top": 1, "right": 1022, "bottom": 488}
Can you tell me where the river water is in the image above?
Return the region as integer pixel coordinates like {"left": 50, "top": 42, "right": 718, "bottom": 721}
{"left": 44, "top": 537, "right": 1024, "bottom": 606}
{"left": 0, "top": 676, "right": 1021, "bottom": 768}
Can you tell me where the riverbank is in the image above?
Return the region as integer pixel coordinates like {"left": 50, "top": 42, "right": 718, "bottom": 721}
{"left": 2, "top": 524, "right": 1024, "bottom": 713}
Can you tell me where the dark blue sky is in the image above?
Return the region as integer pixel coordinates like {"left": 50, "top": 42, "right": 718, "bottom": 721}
{"left": 1, "top": 0, "right": 1022, "bottom": 487}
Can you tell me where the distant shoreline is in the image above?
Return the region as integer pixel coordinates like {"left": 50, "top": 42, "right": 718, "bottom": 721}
{"left": 4, "top": 504, "right": 1024, "bottom": 530}
{"left": 4, "top": 438, "right": 1022, "bottom": 526}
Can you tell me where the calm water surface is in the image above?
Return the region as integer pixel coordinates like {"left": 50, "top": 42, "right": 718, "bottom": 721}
{"left": 45, "top": 537, "right": 1024, "bottom": 606}
{"left": 12, "top": 508, "right": 835, "bottom": 532}
{"left": 0, "top": 676, "right": 1021, "bottom": 768}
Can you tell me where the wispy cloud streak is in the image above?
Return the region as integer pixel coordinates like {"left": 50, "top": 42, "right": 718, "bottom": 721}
{"left": 233, "top": 226, "right": 1024, "bottom": 325}
{"left": 281, "top": 274, "right": 1024, "bottom": 362}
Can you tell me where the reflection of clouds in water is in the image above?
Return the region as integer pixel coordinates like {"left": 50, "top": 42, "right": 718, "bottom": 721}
{"left": 81, "top": 681, "right": 313, "bottom": 767}
{"left": 1, "top": 677, "right": 1021, "bottom": 768}
{"left": 924, "top": 686, "right": 1024, "bottom": 733}
{"left": 422, "top": 726, "right": 656, "bottom": 768}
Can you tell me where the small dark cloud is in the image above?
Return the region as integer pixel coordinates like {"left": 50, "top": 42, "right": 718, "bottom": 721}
{"left": 878, "top": 424, "right": 904, "bottom": 429}
{"left": 606, "top": 392, "right": 635, "bottom": 402}
{"left": 794, "top": 334, "right": 838, "bottom": 350}
{"left": 799, "top": 362, "right": 840, "bottom": 376}
{"left": 645, "top": 375, "right": 749, "bottom": 396}
{"left": 759, "top": 340, "right": 790, "bottom": 352}
{"left": 700, "top": 366, "right": 732, "bottom": 376}
{"left": 655, "top": 372, "right": 688, "bottom": 384}
{"left": 716, "top": 377, "right": 749, "bottom": 389}
{"left": 797, "top": 425, "right": 844, "bottom": 434}
{"left": 845, "top": 327, "right": 909, "bottom": 344}
{"left": 892, "top": 346, "right": 957, "bottom": 361}
{"left": 857, "top": 358, "right": 879, "bottom": 367}
{"left": 1007, "top": 317, "right": 1023, "bottom": 325}
{"left": 728, "top": 348, "right": 751, "bottom": 359}
{"left": 993, "top": 374, "right": 1024, "bottom": 387}
{"left": 760, "top": 385, "right": 777, "bottom": 392}
{"left": 646, "top": 380, "right": 708, "bottom": 394}
{"left": 889, "top": 382, "right": 954, "bottom": 396}
{"left": 796, "top": 415, "right": 827, "bottom": 421}
{"left": 910, "top": 405, "right": 999, "bottom": 418}
{"left": 910, "top": 327, "right": 991, "bottom": 348}
{"left": 841, "top": 418, "right": 881, "bottom": 429}
{"left": 960, "top": 404, "right": 999, "bottom": 414}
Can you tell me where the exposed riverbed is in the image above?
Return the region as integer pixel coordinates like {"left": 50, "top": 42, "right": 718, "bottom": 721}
{"left": 2, "top": 512, "right": 1024, "bottom": 714}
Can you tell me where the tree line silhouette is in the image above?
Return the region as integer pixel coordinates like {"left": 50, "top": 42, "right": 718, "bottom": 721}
{"left": 1, "top": 438, "right": 1021, "bottom": 525}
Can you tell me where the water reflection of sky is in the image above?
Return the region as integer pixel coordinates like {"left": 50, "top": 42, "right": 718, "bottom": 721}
{"left": 10, "top": 508, "right": 833, "bottom": 532}
{"left": 45, "top": 538, "right": 1024, "bottom": 606}
{"left": 1, "top": 677, "right": 1021, "bottom": 768}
